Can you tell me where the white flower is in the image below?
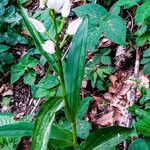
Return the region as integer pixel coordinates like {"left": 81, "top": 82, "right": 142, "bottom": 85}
{"left": 39, "top": 0, "right": 46, "bottom": 9}
{"left": 41, "top": 40, "right": 55, "bottom": 54}
{"left": 61, "top": 0, "right": 71, "bottom": 17}
{"left": 66, "top": 18, "right": 83, "bottom": 35}
{"left": 46, "top": 0, "right": 65, "bottom": 12}
{"left": 29, "top": 18, "right": 46, "bottom": 33}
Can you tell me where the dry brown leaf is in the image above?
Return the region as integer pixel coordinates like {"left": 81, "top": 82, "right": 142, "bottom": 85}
{"left": 2, "top": 90, "right": 13, "bottom": 96}
{"left": 116, "top": 46, "right": 126, "bottom": 56}
{"left": 118, "top": 82, "right": 132, "bottom": 96}
{"left": 108, "top": 86, "right": 116, "bottom": 93}
{"left": 97, "top": 111, "right": 114, "bottom": 126}
{"left": 82, "top": 80, "right": 87, "bottom": 89}
{"left": 139, "top": 75, "right": 149, "bottom": 88}
{"left": 109, "top": 75, "right": 118, "bottom": 87}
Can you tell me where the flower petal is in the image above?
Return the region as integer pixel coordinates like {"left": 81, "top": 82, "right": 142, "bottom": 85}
{"left": 42, "top": 40, "right": 55, "bottom": 54}
{"left": 29, "top": 18, "right": 46, "bottom": 33}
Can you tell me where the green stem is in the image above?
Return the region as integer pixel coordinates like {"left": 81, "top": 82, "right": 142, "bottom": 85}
{"left": 50, "top": 10, "right": 79, "bottom": 150}
{"left": 71, "top": 122, "right": 79, "bottom": 150}
{"left": 58, "top": 17, "right": 65, "bottom": 34}
{"left": 45, "top": 30, "right": 55, "bottom": 43}
{"left": 60, "top": 34, "right": 69, "bottom": 48}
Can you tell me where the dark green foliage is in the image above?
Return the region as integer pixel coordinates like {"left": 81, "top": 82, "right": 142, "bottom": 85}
{"left": 85, "top": 48, "right": 114, "bottom": 91}
{"left": 141, "top": 48, "right": 150, "bottom": 75}
{"left": 74, "top": 4, "right": 126, "bottom": 51}
{"left": 10, "top": 55, "right": 38, "bottom": 84}
{"left": 80, "top": 126, "right": 132, "bottom": 150}
{"left": 64, "top": 18, "right": 88, "bottom": 120}
{"left": 31, "top": 97, "right": 63, "bottom": 150}
{"left": 128, "top": 139, "right": 149, "bottom": 150}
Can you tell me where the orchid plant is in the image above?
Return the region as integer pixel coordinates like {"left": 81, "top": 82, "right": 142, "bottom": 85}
{"left": 0, "top": 0, "right": 134, "bottom": 150}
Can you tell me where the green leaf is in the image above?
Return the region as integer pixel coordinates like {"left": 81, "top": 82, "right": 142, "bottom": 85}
{"left": 37, "top": 74, "right": 59, "bottom": 89}
{"left": 128, "top": 139, "right": 149, "bottom": 150}
{"left": 135, "top": 1, "right": 150, "bottom": 25}
{"left": 21, "top": 57, "right": 38, "bottom": 68}
{"left": 143, "top": 62, "right": 150, "bottom": 75}
{"left": 117, "top": 0, "right": 140, "bottom": 9}
{"left": 136, "top": 118, "right": 150, "bottom": 137}
{"left": 0, "top": 0, "right": 9, "bottom": 6}
{"left": 0, "top": 113, "right": 16, "bottom": 126}
{"left": 35, "top": 87, "right": 56, "bottom": 99}
{"left": 31, "top": 97, "right": 64, "bottom": 150}
{"left": 143, "top": 48, "right": 150, "bottom": 57}
{"left": 0, "top": 44, "right": 10, "bottom": 53}
{"left": 48, "top": 125, "right": 73, "bottom": 148}
{"left": 0, "top": 4, "right": 5, "bottom": 16}
{"left": 0, "top": 122, "right": 33, "bottom": 137}
{"left": 136, "top": 31, "right": 150, "bottom": 46}
{"left": 101, "top": 66, "right": 114, "bottom": 74}
{"left": 96, "top": 80, "right": 106, "bottom": 91}
{"left": 4, "top": 6, "right": 16, "bottom": 18}
{"left": 100, "top": 48, "right": 111, "bottom": 56}
{"left": 74, "top": 4, "right": 107, "bottom": 23}
{"left": 78, "top": 97, "right": 93, "bottom": 119}
{"left": 74, "top": 4, "right": 107, "bottom": 50}
{"left": 80, "top": 126, "right": 132, "bottom": 150}
{"left": 140, "top": 58, "right": 150, "bottom": 64}
{"left": 0, "top": 52, "right": 13, "bottom": 66}
{"left": 23, "top": 70, "right": 36, "bottom": 85}
{"left": 101, "top": 56, "right": 111, "bottom": 65}
{"left": 86, "top": 26, "right": 103, "bottom": 51}
{"left": 64, "top": 19, "right": 88, "bottom": 119}
{"left": 101, "top": 14, "right": 126, "bottom": 46}
{"left": 109, "top": 3, "right": 121, "bottom": 15}
{"left": 0, "top": 137, "right": 20, "bottom": 150}
{"left": 10, "top": 64, "right": 25, "bottom": 84}
{"left": 2, "top": 97, "right": 11, "bottom": 106}
{"left": 76, "top": 120, "right": 91, "bottom": 139}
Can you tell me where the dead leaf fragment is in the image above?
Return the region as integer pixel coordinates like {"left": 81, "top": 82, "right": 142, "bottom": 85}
{"left": 97, "top": 111, "right": 114, "bottom": 126}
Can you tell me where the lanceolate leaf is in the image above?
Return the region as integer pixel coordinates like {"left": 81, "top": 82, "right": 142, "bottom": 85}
{"left": 0, "top": 122, "right": 33, "bottom": 137}
{"left": 64, "top": 19, "right": 88, "bottom": 119}
{"left": 80, "top": 126, "right": 133, "bottom": 150}
{"left": 18, "top": 5, "right": 59, "bottom": 73}
{"left": 31, "top": 97, "right": 64, "bottom": 150}
{"left": 48, "top": 125, "right": 73, "bottom": 148}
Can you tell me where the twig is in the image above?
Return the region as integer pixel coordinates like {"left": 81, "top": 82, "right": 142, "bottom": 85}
{"left": 127, "top": 48, "right": 140, "bottom": 127}
{"left": 29, "top": 99, "right": 42, "bottom": 115}
{"left": 126, "top": 10, "right": 134, "bottom": 32}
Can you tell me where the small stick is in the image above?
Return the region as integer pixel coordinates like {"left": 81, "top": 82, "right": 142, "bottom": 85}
{"left": 29, "top": 99, "right": 41, "bottom": 115}
{"left": 127, "top": 48, "right": 140, "bottom": 128}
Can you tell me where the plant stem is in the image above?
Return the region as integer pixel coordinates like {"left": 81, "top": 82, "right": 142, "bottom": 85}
{"left": 50, "top": 10, "right": 79, "bottom": 150}
{"left": 60, "top": 34, "right": 69, "bottom": 48}
{"left": 71, "top": 122, "right": 79, "bottom": 150}
{"left": 45, "top": 30, "right": 55, "bottom": 43}
{"left": 58, "top": 17, "right": 65, "bottom": 34}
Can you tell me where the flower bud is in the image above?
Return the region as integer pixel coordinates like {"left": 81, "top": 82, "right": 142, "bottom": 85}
{"left": 54, "top": 0, "right": 65, "bottom": 13}
{"left": 39, "top": 0, "right": 46, "bottom": 9}
{"left": 61, "top": 0, "right": 71, "bottom": 17}
{"left": 66, "top": 18, "right": 83, "bottom": 35}
{"left": 29, "top": 18, "right": 46, "bottom": 33}
{"left": 46, "top": 0, "right": 57, "bottom": 9}
{"left": 41, "top": 40, "right": 55, "bottom": 54}
{"left": 46, "top": 0, "right": 65, "bottom": 13}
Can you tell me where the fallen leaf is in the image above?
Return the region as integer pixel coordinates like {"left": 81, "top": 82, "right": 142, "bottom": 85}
{"left": 97, "top": 111, "right": 114, "bottom": 126}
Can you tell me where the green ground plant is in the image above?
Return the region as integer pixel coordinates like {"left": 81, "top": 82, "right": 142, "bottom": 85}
{"left": 0, "top": 0, "right": 149, "bottom": 149}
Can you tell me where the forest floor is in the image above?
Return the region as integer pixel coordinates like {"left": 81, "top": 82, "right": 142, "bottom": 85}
{"left": 0, "top": 0, "right": 149, "bottom": 149}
